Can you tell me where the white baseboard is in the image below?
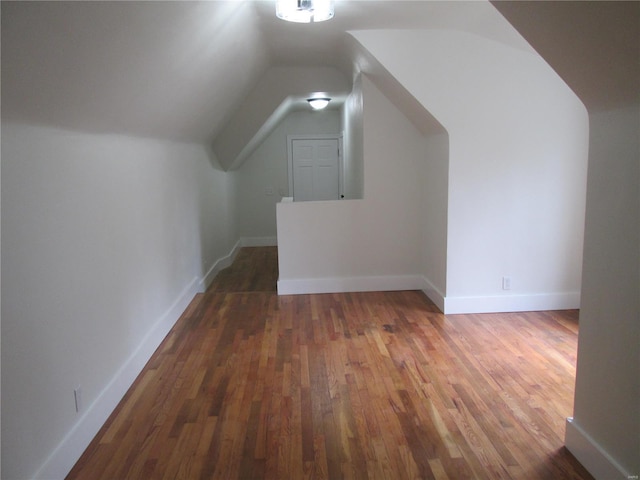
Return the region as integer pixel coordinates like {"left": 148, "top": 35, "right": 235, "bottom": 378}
{"left": 199, "top": 239, "right": 243, "bottom": 290}
{"left": 420, "top": 276, "right": 446, "bottom": 312}
{"left": 200, "top": 238, "right": 276, "bottom": 290}
{"left": 277, "top": 274, "right": 424, "bottom": 295}
{"left": 33, "top": 239, "right": 274, "bottom": 479}
{"left": 565, "top": 417, "right": 632, "bottom": 480}
{"left": 277, "top": 274, "right": 577, "bottom": 316}
{"left": 240, "top": 236, "right": 278, "bottom": 247}
{"left": 34, "top": 276, "right": 201, "bottom": 480}
{"left": 442, "top": 291, "right": 580, "bottom": 314}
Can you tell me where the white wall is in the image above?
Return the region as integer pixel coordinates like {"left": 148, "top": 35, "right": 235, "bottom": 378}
{"left": 233, "top": 109, "right": 341, "bottom": 241}
{"left": 1, "top": 124, "right": 236, "bottom": 479}
{"left": 565, "top": 105, "right": 640, "bottom": 478}
{"left": 277, "top": 76, "right": 429, "bottom": 294}
{"left": 351, "top": 29, "right": 589, "bottom": 313}
{"left": 341, "top": 75, "right": 364, "bottom": 200}
{"left": 419, "top": 132, "right": 449, "bottom": 310}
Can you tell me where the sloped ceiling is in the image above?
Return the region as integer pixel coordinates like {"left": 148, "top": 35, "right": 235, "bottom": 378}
{"left": 1, "top": 2, "right": 529, "bottom": 146}
{"left": 491, "top": 1, "right": 640, "bottom": 112}
{"left": 6, "top": 0, "right": 634, "bottom": 168}
{"left": 1, "top": 1, "right": 270, "bottom": 143}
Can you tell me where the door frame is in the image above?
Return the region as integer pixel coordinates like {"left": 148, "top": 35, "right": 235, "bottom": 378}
{"left": 287, "top": 134, "right": 344, "bottom": 201}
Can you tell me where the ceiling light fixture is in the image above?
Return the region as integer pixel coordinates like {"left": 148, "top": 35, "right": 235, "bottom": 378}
{"left": 307, "top": 97, "right": 331, "bottom": 110}
{"left": 276, "top": 0, "right": 334, "bottom": 23}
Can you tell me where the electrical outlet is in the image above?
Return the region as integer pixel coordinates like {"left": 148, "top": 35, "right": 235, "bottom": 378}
{"left": 74, "top": 386, "right": 83, "bottom": 413}
{"left": 502, "top": 276, "right": 511, "bottom": 290}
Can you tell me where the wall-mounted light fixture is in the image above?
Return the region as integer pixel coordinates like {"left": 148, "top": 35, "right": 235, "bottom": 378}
{"left": 307, "top": 97, "right": 331, "bottom": 110}
{"left": 276, "top": 0, "right": 334, "bottom": 23}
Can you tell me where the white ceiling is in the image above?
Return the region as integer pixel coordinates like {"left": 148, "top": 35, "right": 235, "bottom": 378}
{"left": 2, "top": 1, "right": 271, "bottom": 143}
{"left": 1, "top": 1, "right": 530, "bottom": 146}
{"left": 2, "top": 1, "right": 638, "bottom": 151}
{"left": 491, "top": 1, "right": 639, "bottom": 112}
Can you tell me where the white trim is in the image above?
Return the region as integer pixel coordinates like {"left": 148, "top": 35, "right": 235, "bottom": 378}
{"left": 240, "top": 236, "right": 278, "bottom": 247}
{"left": 199, "top": 239, "right": 243, "bottom": 290}
{"left": 442, "top": 291, "right": 580, "bottom": 314}
{"left": 34, "top": 238, "right": 251, "bottom": 479}
{"left": 565, "top": 417, "right": 632, "bottom": 480}
{"left": 276, "top": 275, "right": 578, "bottom": 316}
{"left": 200, "top": 238, "right": 276, "bottom": 291}
{"left": 420, "top": 276, "right": 446, "bottom": 313}
{"left": 277, "top": 274, "right": 424, "bottom": 295}
{"left": 287, "top": 133, "right": 344, "bottom": 201}
{"left": 33, "top": 276, "right": 201, "bottom": 480}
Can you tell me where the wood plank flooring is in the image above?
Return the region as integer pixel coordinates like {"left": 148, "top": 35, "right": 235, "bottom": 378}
{"left": 67, "top": 247, "right": 593, "bottom": 479}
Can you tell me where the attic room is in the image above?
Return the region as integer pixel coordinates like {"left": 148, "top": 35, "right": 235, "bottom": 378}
{"left": 1, "top": 1, "right": 638, "bottom": 479}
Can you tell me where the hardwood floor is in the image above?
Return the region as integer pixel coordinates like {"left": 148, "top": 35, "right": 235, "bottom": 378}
{"left": 67, "top": 247, "right": 593, "bottom": 479}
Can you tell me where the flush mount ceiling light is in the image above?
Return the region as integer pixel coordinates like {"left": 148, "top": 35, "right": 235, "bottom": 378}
{"left": 276, "top": 0, "right": 334, "bottom": 23}
{"left": 307, "top": 97, "right": 331, "bottom": 110}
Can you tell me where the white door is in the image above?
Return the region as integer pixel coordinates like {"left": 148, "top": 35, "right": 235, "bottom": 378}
{"left": 291, "top": 138, "right": 340, "bottom": 202}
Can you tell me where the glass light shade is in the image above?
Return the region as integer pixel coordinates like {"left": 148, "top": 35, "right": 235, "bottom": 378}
{"left": 308, "top": 97, "right": 330, "bottom": 110}
{"left": 276, "top": 0, "right": 335, "bottom": 23}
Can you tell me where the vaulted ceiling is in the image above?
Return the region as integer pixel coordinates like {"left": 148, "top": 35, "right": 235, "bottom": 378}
{"left": 2, "top": 1, "right": 638, "bottom": 170}
{"left": 491, "top": 1, "right": 639, "bottom": 112}
{"left": 0, "top": 2, "right": 527, "bottom": 157}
